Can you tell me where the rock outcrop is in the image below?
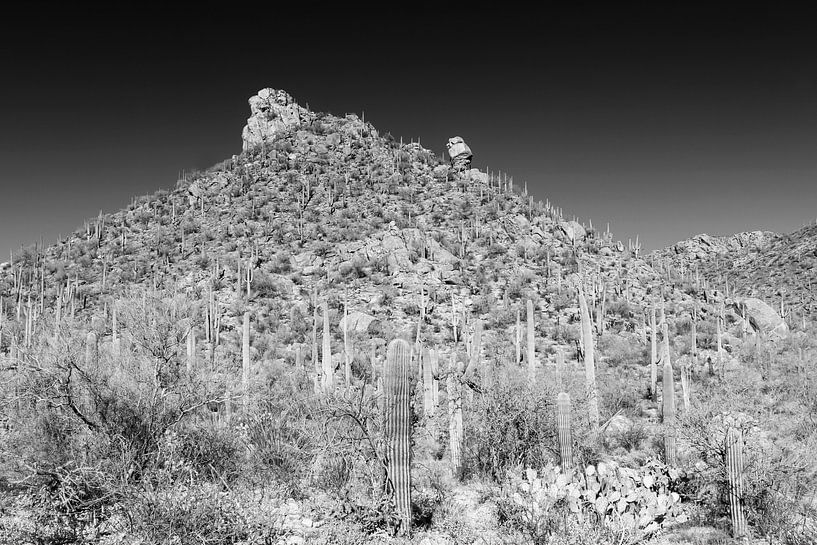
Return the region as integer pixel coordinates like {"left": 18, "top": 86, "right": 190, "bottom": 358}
{"left": 732, "top": 297, "right": 788, "bottom": 338}
{"left": 241, "top": 89, "right": 314, "bottom": 151}
{"left": 446, "top": 136, "right": 472, "bottom": 172}
{"left": 664, "top": 231, "right": 775, "bottom": 261}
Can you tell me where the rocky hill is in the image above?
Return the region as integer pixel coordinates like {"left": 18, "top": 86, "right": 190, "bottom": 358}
{"left": 652, "top": 225, "right": 817, "bottom": 321}
{"left": 1, "top": 89, "right": 814, "bottom": 545}
{"left": 1, "top": 88, "right": 706, "bottom": 368}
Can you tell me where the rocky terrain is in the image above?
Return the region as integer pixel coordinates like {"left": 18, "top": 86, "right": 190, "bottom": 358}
{"left": 0, "top": 89, "right": 814, "bottom": 545}
{"left": 653, "top": 225, "right": 817, "bottom": 321}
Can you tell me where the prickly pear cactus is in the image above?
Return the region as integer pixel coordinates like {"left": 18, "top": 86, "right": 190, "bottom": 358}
{"left": 384, "top": 338, "right": 412, "bottom": 535}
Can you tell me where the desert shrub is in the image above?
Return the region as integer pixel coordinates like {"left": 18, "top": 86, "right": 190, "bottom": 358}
{"left": 0, "top": 290, "right": 225, "bottom": 542}
{"left": 597, "top": 333, "right": 646, "bottom": 367}
{"left": 679, "top": 398, "right": 817, "bottom": 543}
{"left": 464, "top": 370, "right": 558, "bottom": 480}
{"left": 251, "top": 270, "right": 280, "bottom": 298}
{"left": 168, "top": 424, "right": 243, "bottom": 484}
{"left": 126, "top": 483, "right": 282, "bottom": 545}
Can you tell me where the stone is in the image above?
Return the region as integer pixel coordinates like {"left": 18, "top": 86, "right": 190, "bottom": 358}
{"left": 466, "top": 168, "right": 489, "bottom": 184}
{"left": 446, "top": 136, "right": 472, "bottom": 171}
{"left": 432, "top": 164, "right": 450, "bottom": 178}
{"left": 241, "top": 89, "right": 314, "bottom": 152}
{"left": 732, "top": 297, "right": 788, "bottom": 338}
{"left": 338, "top": 311, "right": 379, "bottom": 334}
{"left": 559, "top": 221, "right": 587, "bottom": 243}
{"left": 604, "top": 413, "right": 634, "bottom": 436}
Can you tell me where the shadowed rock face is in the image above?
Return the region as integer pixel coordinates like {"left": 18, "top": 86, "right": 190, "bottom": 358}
{"left": 446, "top": 136, "right": 472, "bottom": 171}
{"left": 241, "top": 89, "right": 314, "bottom": 151}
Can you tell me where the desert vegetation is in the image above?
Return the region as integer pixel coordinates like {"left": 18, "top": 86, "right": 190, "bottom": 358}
{"left": 1, "top": 99, "right": 816, "bottom": 544}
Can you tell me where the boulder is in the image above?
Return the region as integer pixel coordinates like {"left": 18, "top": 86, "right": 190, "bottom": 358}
{"left": 241, "top": 88, "right": 314, "bottom": 151}
{"left": 381, "top": 233, "right": 413, "bottom": 275}
{"left": 446, "top": 136, "right": 472, "bottom": 171}
{"left": 559, "top": 221, "right": 587, "bottom": 244}
{"left": 732, "top": 297, "right": 788, "bottom": 338}
{"left": 338, "top": 311, "right": 379, "bottom": 335}
{"left": 465, "top": 168, "right": 489, "bottom": 184}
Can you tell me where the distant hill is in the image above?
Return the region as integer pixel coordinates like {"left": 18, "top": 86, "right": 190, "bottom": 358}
{"left": 652, "top": 225, "right": 817, "bottom": 321}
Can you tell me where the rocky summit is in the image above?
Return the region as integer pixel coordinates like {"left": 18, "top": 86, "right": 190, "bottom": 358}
{"left": 1, "top": 90, "right": 815, "bottom": 545}
{"left": 242, "top": 88, "right": 315, "bottom": 151}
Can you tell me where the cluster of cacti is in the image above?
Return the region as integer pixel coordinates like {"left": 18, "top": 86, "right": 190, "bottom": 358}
{"left": 508, "top": 460, "right": 683, "bottom": 536}
{"left": 383, "top": 338, "right": 412, "bottom": 536}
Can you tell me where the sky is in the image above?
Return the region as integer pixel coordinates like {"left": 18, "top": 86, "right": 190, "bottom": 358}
{"left": 1, "top": 5, "right": 815, "bottom": 259}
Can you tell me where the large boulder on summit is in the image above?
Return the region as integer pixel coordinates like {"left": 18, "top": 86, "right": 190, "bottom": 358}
{"left": 732, "top": 297, "right": 788, "bottom": 338}
{"left": 446, "top": 136, "right": 472, "bottom": 171}
{"left": 241, "top": 88, "right": 314, "bottom": 151}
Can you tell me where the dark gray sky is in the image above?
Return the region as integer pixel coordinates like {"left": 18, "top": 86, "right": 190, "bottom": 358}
{"left": 1, "top": 5, "right": 815, "bottom": 259}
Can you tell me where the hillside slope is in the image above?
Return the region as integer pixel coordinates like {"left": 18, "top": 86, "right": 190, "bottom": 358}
{"left": 652, "top": 225, "right": 817, "bottom": 321}
{"left": 1, "top": 92, "right": 704, "bottom": 369}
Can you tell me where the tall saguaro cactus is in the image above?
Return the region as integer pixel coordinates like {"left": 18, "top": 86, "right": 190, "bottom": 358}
{"left": 726, "top": 427, "right": 747, "bottom": 539}
{"left": 448, "top": 354, "right": 464, "bottom": 478}
{"left": 577, "top": 281, "right": 599, "bottom": 431}
{"left": 662, "top": 358, "right": 677, "bottom": 465}
{"left": 421, "top": 349, "right": 437, "bottom": 417}
{"left": 556, "top": 392, "right": 573, "bottom": 472}
{"left": 384, "top": 339, "right": 412, "bottom": 536}
{"left": 650, "top": 305, "right": 658, "bottom": 400}
{"left": 242, "top": 311, "right": 250, "bottom": 413}
{"left": 322, "top": 300, "right": 333, "bottom": 393}
{"left": 526, "top": 299, "right": 536, "bottom": 384}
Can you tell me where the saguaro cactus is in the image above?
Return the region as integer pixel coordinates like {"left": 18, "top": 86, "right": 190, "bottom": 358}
{"left": 662, "top": 359, "right": 677, "bottom": 465}
{"left": 421, "top": 349, "right": 436, "bottom": 417}
{"left": 85, "top": 330, "right": 98, "bottom": 366}
{"left": 577, "top": 282, "right": 599, "bottom": 431}
{"left": 384, "top": 339, "right": 412, "bottom": 535}
{"left": 556, "top": 392, "right": 573, "bottom": 472}
{"left": 526, "top": 299, "right": 536, "bottom": 383}
{"left": 515, "top": 308, "right": 521, "bottom": 365}
{"left": 322, "top": 300, "right": 334, "bottom": 393}
{"left": 242, "top": 311, "right": 250, "bottom": 413}
{"left": 650, "top": 305, "right": 658, "bottom": 400}
{"left": 555, "top": 349, "right": 566, "bottom": 392}
{"left": 726, "top": 427, "right": 747, "bottom": 539}
{"left": 187, "top": 326, "right": 197, "bottom": 373}
{"left": 447, "top": 355, "right": 465, "bottom": 478}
